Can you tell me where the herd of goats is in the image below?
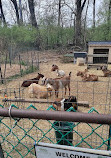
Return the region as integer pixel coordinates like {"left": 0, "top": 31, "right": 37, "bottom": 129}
{"left": 20, "top": 64, "right": 111, "bottom": 111}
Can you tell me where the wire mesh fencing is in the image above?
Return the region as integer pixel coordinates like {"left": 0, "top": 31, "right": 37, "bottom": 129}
{"left": 0, "top": 104, "right": 111, "bottom": 158}
{"left": 0, "top": 79, "right": 111, "bottom": 157}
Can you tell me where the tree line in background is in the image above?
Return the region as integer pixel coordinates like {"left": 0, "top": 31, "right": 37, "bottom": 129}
{"left": 0, "top": 0, "right": 111, "bottom": 51}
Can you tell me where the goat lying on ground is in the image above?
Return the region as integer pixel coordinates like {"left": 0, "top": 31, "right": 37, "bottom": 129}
{"left": 101, "top": 66, "right": 111, "bottom": 77}
{"left": 51, "top": 64, "right": 65, "bottom": 77}
{"left": 81, "top": 74, "right": 98, "bottom": 81}
{"left": 53, "top": 96, "right": 78, "bottom": 111}
{"left": 76, "top": 69, "right": 88, "bottom": 77}
{"left": 97, "top": 65, "right": 107, "bottom": 70}
{"left": 28, "top": 83, "right": 53, "bottom": 99}
{"left": 45, "top": 72, "right": 71, "bottom": 98}
{"left": 97, "top": 66, "right": 111, "bottom": 77}
{"left": 21, "top": 73, "right": 44, "bottom": 87}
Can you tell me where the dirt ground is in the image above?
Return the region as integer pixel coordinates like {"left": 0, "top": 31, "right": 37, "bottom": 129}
{"left": 1, "top": 50, "right": 111, "bottom": 157}
{"left": 0, "top": 50, "right": 111, "bottom": 114}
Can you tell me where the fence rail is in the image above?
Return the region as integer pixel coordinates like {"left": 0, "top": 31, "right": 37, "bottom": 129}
{"left": 0, "top": 107, "right": 111, "bottom": 124}
{"left": 0, "top": 105, "right": 111, "bottom": 158}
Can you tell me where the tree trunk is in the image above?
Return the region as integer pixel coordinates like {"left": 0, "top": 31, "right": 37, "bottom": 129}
{"left": 11, "top": 0, "right": 20, "bottom": 25}
{"left": 107, "top": 0, "right": 111, "bottom": 40}
{"left": 84, "top": 0, "right": 89, "bottom": 49}
{"left": 74, "top": 0, "right": 87, "bottom": 47}
{"left": 57, "top": 0, "right": 62, "bottom": 45}
{"left": 93, "top": 0, "right": 96, "bottom": 28}
{"left": 75, "top": 0, "right": 82, "bottom": 46}
{"left": 0, "top": 0, "right": 6, "bottom": 25}
{"left": 107, "top": 0, "right": 111, "bottom": 23}
{"left": 28, "top": 0, "right": 38, "bottom": 28}
{"left": 58, "top": 0, "right": 61, "bottom": 26}
{"left": 19, "top": 0, "right": 23, "bottom": 24}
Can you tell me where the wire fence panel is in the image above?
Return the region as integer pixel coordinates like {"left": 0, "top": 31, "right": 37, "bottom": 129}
{"left": 0, "top": 104, "right": 111, "bottom": 158}
{"left": 0, "top": 79, "right": 111, "bottom": 157}
{"left": 0, "top": 47, "right": 40, "bottom": 82}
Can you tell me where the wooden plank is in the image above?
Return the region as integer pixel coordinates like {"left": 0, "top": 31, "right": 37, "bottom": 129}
{"left": 64, "top": 54, "right": 74, "bottom": 57}
{"left": 88, "top": 54, "right": 108, "bottom": 57}
{"left": 2, "top": 99, "right": 89, "bottom": 108}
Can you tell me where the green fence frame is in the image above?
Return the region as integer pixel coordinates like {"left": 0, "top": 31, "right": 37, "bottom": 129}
{"left": 0, "top": 104, "right": 111, "bottom": 158}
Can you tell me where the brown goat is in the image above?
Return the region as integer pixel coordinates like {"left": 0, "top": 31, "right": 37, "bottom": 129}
{"left": 76, "top": 69, "right": 88, "bottom": 77}
{"left": 82, "top": 74, "right": 98, "bottom": 81}
{"left": 97, "top": 66, "right": 111, "bottom": 77}
{"left": 51, "top": 64, "right": 59, "bottom": 71}
{"left": 21, "top": 73, "right": 44, "bottom": 87}
{"left": 46, "top": 72, "right": 71, "bottom": 98}
{"left": 102, "top": 69, "right": 111, "bottom": 77}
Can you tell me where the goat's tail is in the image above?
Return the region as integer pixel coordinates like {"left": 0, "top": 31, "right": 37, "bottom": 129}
{"left": 69, "top": 72, "right": 72, "bottom": 77}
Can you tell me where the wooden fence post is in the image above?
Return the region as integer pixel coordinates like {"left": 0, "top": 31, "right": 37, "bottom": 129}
{"left": 0, "top": 65, "right": 4, "bottom": 84}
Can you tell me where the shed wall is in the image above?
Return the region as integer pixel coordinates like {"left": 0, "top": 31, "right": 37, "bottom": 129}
{"left": 88, "top": 46, "right": 111, "bottom": 63}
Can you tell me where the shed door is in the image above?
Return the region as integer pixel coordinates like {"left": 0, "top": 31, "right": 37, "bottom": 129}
{"left": 93, "top": 49, "right": 109, "bottom": 64}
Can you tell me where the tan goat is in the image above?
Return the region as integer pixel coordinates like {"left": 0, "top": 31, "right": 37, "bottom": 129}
{"left": 28, "top": 83, "right": 53, "bottom": 99}
{"left": 102, "top": 69, "right": 111, "bottom": 77}
{"left": 82, "top": 74, "right": 98, "bottom": 81}
{"left": 76, "top": 69, "right": 88, "bottom": 77}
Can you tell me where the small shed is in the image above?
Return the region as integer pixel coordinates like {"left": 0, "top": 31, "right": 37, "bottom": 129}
{"left": 88, "top": 41, "right": 111, "bottom": 64}
{"left": 74, "top": 52, "right": 87, "bottom": 64}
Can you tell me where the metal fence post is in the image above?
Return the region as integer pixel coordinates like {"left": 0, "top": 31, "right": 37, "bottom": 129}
{"left": 0, "top": 144, "right": 4, "bottom": 158}
{"left": 107, "top": 125, "right": 111, "bottom": 150}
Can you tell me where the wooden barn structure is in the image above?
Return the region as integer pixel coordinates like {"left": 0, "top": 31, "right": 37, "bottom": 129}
{"left": 87, "top": 41, "right": 111, "bottom": 69}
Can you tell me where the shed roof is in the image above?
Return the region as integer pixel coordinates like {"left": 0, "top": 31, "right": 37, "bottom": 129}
{"left": 74, "top": 52, "right": 87, "bottom": 58}
{"left": 88, "top": 41, "right": 111, "bottom": 46}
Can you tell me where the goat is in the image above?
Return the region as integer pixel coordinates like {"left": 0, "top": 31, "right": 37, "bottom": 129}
{"left": 41, "top": 77, "right": 48, "bottom": 85}
{"left": 101, "top": 66, "right": 111, "bottom": 77}
{"left": 53, "top": 96, "right": 77, "bottom": 111}
{"left": 21, "top": 73, "right": 44, "bottom": 87}
{"left": 28, "top": 83, "right": 53, "bottom": 99}
{"left": 82, "top": 74, "right": 98, "bottom": 81}
{"left": 76, "top": 69, "right": 88, "bottom": 77}
{"left": 96, "top": 66, "right": 111, "bottom": 77}
{"left": 97, "top": 65, "right": 107, "bottom": 70}
{"left": 51, "top": 64, "right": 65, "bottom": 77}
{"left": 46, "top": 72, "right": 71, "bottom": 98}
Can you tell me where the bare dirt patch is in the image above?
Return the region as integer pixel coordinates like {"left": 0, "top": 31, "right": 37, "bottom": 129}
{"left": 0, "top": 50, "right": 111, "bottom": 157}
{"left": 1, "top": 64, "right": 26, "bottom": 78}
{"left": 0, "top": 50, "right": 110, "bottom": 114}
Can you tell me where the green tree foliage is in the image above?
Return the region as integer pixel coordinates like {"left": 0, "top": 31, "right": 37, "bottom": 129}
{"left": 87, "top": 23, "right": 111, "bottom": 41}
{"left": 0, "top": 25, "right": 38, "bottom": 47}
{"left": 88, "top": 0, "right": 111, "bottom": 41}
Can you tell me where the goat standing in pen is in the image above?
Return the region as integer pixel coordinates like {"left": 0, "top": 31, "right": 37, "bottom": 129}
{"left": 53, "top": 96, "right": 78, "bottom": 111}
{"left": 21, "top": 73, "right": 44, "bottom": 87}
{"left": 51, "top": 64, "right": 65, "bottom": 77}
{"left": 45, "top": 72, "right": 71, "bottom": 98}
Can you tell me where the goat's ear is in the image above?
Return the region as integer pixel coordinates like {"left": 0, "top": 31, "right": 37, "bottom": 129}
{"left": 38, "top": 73, "right": 40, "bottom": 75}
{"left": 52, "top": 64, "right": 55, "bottom": 67}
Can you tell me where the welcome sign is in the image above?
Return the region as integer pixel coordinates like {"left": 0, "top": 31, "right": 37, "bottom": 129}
{"left": 35, "top": 143, "right": 111, "bottom": 158}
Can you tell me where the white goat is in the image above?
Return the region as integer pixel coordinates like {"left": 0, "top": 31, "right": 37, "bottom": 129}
{"left": 51, "top": 64, "right": 65, "bottom": 77}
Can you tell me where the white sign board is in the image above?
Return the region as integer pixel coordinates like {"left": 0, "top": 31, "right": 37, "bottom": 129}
{"left": 35, "top": 142, "right": 111, "bottom": 158}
